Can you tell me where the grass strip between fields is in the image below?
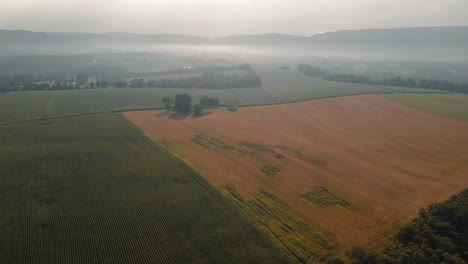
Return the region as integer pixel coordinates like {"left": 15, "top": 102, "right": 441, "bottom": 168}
{"left": 0, "top": 91, "right": 449, "bottom": 127}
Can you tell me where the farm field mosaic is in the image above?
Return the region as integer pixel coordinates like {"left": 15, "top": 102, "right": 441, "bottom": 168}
{"left": 125, "top": 95, "right": 468, "bottom": 260}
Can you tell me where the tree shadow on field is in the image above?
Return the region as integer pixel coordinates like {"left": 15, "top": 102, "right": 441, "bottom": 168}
{"left": 169, "top": 112, "right": 190, "bottom": 120}
{"left": 190, "top": 111, "right": 212, "bottom": 119}
{"left": 156, "top": 111, "right": 171, "bottom": 117}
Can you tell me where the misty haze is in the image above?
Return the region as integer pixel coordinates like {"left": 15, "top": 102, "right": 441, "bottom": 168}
{"left": 0, "top": 1, "right": 467, "bottom": 264}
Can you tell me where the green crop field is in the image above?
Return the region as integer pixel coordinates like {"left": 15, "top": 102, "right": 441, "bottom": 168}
{"left": 0, "top": 114, "right": 292, "bottom": 263}
{"left": 258, "top": 69, "right": 387, "bottom": 99}
{"left": 0, "top": 70, "right": 411, "bottom": 124}
{"left": 385, "top": 94, "right": 468, "bottom": 121}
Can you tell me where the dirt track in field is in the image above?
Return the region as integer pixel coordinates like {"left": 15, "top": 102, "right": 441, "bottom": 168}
{"left": 124, "top": 95, "right": 468, "bottom": 252}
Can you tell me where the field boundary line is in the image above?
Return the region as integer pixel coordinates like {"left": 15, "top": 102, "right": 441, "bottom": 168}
{"left": 0, "top": 107, "right": 166, "bottom": 127}
{"left": 0, "top": 91, "right": 448, "bottom": 127}
{"left": 219, "top": 91, "right": 447, "bottom": 109}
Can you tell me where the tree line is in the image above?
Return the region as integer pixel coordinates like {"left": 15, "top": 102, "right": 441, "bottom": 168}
{"left": 0, "top": 68, "right": 261, "bottom": 92}
{"left": 298, "top": 64, "right": 468, "bottom": 94}
{"left": 115, "top": 72, "right": 262, "bottom": 89}
{"left": 0, "top": 74, "right": 112, "bottom": 92}
{"left": 123, "top": 64, "right": 255, "bottom": 79}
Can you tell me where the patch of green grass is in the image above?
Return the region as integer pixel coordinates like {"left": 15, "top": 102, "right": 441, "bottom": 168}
{"left": 0, "top": 114, "right": 291, "bottom": 263}
{"left": 276, "top": 146, "right": 327, "bottom": 167}
{"left": 257, "top": 69, "right": 391, "bottom": 101}
{"left": 241, "top": 142, "right": 285, "bottom": 159}
{"left": 260, "top": 164, "right": 281, "bottom": 176}
{"left": 259, "top": 189, "right": 289, "bottom": 207}
{"left": 302, "top": 186, "right": 352, "bottom": 208}
{"left": 385, "top": 94, "right": 468, "bottom": 121}
{"left": 192, "top": 131, "right": 245, "bottom": 155}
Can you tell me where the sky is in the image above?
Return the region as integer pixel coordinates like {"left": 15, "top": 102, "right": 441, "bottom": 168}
{"left": 1, "top": 0, "right": 468, "bottom": 37}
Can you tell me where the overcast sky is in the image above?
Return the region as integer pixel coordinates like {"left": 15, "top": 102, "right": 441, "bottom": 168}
{"left": 1, "top": 0, "right": 468, "bottom": 36}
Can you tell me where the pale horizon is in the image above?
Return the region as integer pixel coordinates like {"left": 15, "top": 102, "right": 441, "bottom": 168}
{"left": 3, "top": 25, "right": 468, "bottom": 38}
{"left": 1, "top": 0, "right": 468, "bottom": 37}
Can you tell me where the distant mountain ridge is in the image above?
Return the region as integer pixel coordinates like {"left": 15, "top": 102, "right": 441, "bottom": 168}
{"left": 1, "top": 26, "right": 468, "bottom": 47}
{"left": 309, "top": 27, "right": 468, "bottom": 46}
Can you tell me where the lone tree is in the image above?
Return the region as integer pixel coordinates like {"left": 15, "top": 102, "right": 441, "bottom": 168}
{"left": 174, "top": 94, "right": 192, "bottom": 114}
{"left": 162, "top": 96, "right": 174, "bottom": 111}
{"left": 193, "top": 104, "right": 204, "bottom": 116}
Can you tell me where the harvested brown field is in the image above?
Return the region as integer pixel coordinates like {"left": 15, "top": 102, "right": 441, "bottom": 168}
{"left": 124, "top": 95, "right": 468, "bottom": 260}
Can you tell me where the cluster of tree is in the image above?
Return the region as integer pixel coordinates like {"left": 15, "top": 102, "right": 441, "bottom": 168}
{"left": 194, "top": 96, "right": 220, "bottom": 116}
{"left": 298, "top": 64, "right": 468, "bottom": 94}
{"left": 162, "top": 95, "right": 221, "bottom": 116}
{"left": 115, "top": 72, "right": 262, "bottom": 89}
{"left": 328, "top": 189, "right": 468, "bottom": 264}
{"left": 162, "top": 94, "right": 193, "bottom": 114}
